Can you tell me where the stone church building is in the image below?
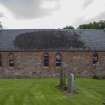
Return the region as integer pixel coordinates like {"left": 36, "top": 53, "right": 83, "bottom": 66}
{"left": 0, "top": 29, "right": 105, "bottom": 78}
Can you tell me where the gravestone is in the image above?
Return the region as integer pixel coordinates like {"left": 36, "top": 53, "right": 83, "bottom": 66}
{"left": 95, "top": 63, "right": 105, "bottom": 79}
{"left": 67, "top": 73, "right": 75, "bottom": 93}
{"left": 59, "top": 67, "right": 66, "bottom": 89}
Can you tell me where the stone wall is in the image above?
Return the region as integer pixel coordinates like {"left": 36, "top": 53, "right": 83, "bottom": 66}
{"left": 0, "top": 51, "right": 105, "bottom": 78}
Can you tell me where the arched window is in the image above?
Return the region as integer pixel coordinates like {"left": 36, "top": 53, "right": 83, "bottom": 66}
{"left": 92, "top": 52, "right": 98, "bottom": 64}
{"left": 56, "top": 51, "right": 62, "bottom": 66}
{"left": 0, "top": 53, "right": 2, "bottom": 66}
{"left": 44, "top": 52, "right": 49, "bottom": 66}
{"left": 8, "top": 53, "right": 15, "bottom": 67}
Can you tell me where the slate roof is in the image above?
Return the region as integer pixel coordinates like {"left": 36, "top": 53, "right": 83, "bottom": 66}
{"left": 0, "top": 29, "right": 105, "bottom": 51}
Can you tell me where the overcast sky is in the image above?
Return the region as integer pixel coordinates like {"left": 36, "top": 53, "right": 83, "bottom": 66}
{"left": 0, "top": 0, "right": 105, "bottom": 29}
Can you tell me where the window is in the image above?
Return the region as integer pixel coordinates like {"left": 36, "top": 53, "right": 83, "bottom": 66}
{"left": 92, "top": 52, "right": 98, "bottom": 64}
{"left": 9, "top": 53, "right": 15, "bottom": 67}
{"left": 44, "top": 52, "right": 49, "bottom": 66}
{"left": 56, "top": 52, "right": 62, "bottom": 66}
{"left": 0, "top": 53, "right": 2, "bottom": 66}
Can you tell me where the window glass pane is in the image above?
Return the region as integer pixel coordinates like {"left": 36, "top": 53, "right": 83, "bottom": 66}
{"left": 9, "top": 60, "right": 14, "bottom": 66}
{"left": 44, "top": 52, "right": 49, "bottom": 66}
{"left": 56, "top": 52, "right": 62, "bottom": 66}
{"left": 9, "top": 53, "right": 15, "bottom": 67}
{"left": 92, "top": 52, "right": 98, "bottom": 64}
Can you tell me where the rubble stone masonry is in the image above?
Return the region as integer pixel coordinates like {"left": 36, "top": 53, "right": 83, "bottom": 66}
{"left": 0, "top": 51, "right": 105, "bottom": 78}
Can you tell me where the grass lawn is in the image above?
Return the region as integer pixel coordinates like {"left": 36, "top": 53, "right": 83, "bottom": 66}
{"left": 0, "top": 79, "right": 105, "bottom": 105}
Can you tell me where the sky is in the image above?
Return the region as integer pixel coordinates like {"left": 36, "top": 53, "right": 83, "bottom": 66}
{"left": 0, "top": 0, "right": 105, "bottom": 29}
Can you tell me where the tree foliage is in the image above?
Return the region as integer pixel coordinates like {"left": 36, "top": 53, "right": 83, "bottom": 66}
{"left": 63, "top": 20, "right": 105, "bottom": 29}
{"left": 63, "top": 25, "right": 74, "bottom": 29}
{"left": 0, "top": 21, "right": 3, "bottom": 29}
{"left": 78, "top": 20, "right": 105, "bottom": 29}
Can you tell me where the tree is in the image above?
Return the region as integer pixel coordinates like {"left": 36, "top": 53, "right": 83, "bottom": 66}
{"left": 0, "top": 21, "right": 3, "bottom": 29}
{"left": 78, "top": 20, "right": 105, "bottom": 29}
{"left": 63, "top": 25, "right": 74, "bottom": 29}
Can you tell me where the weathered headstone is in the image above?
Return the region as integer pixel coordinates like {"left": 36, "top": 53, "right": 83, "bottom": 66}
{"left": 67, "top": 73, "right": 75, "bottom": 93}
{"left": 59, "top": 67, "right": 66, "bottom": 89}
{"left": 95, "top": 63, "right": 105, "bottom": 79}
